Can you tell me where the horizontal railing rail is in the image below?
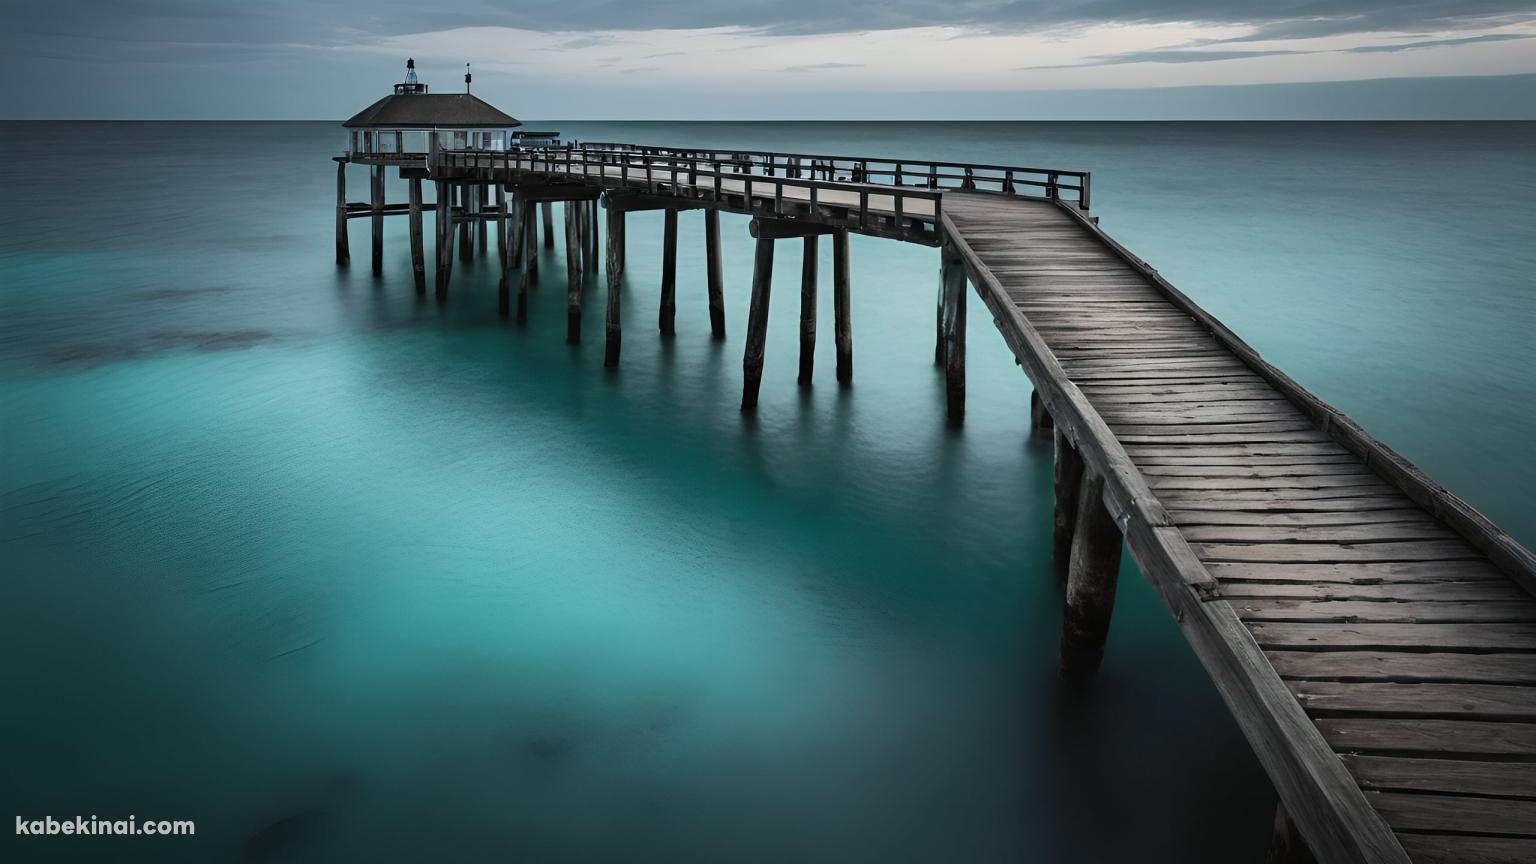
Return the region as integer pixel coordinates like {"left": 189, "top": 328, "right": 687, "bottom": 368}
{"left": 431, "top": 146, "right": 949, "bottom": 240}
{"left": 577, "top": 141, "right": 1090, "bottom": 210}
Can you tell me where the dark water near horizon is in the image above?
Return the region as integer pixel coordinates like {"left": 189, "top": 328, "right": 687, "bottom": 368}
{"left": 1, "top": 121, "right": 1532, "bottom": 862}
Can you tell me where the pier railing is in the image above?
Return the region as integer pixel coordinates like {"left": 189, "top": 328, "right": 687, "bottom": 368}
{"left": 434, "top": 145, "right": 951, "bottom": 242}
{"left": 578, "top": 142, "right": 1091, "bottom": 210}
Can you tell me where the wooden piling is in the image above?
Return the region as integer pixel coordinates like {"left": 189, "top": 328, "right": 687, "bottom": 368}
{"left": 407, "top": 178, "right": 425, "bottom": 293}
{"left": 941, "top": 246, "right": 966, "bottom": 421}
{"left": 798, "top": 236, "right": 818, "bottom": 386}
{"left": 1060, "top": 471, "right": 1123, "bottom": 683}
{"left": 541, "top": 202, "right": 554, "bottom": 249}
{"left": 370, "top": 165, "right": 384, "bottom": 274}
{"left": 833, "top": 229, "right": 852, "bottom": 384}
{"left": 705, "top": 209, "right": 726, "bottom": 339}
{"left": 741, "top": 237, "right": 775, "bottom": 412}
{"left": 659, "top": 209, "right": 678, "bottom": 336}
{"left": 1266, "top": 804, "right": 1319, "bottom": 864}
{"left": 495, "top": 186, "right": 507, "bottom": 266}
{"left": 1031, "top": 391, "right": 1054, "bottom": 432}
{"left": 335, "top": 162, "right": 350, "bottom": 266}
{"left": 434, "top": 180, "right": 454, "bottom": 297}
{"left": 458, "top": 185, "right": 473, "bottom": 262}
{"left": 477, "top": 184, "right": 489, "bottom": 256}
{"left": 934, "top": 277, "right": 945, "bottom": 366}
{"left": 565, "top": 201, "right": 582, "bottom": 344}
{"left": 587, "top": 200, "right": 601, "bottom": 270}
{"left": 1052, "top": 429, "right": 1084, "bottom": 584}
{"left": 604, "top": 207, "right": 623, "bottom": 368}
{"left": 500, "top": 196, "right": 524, "bottom": 318}
{"left": 517, "top": 203, "right": 533, "bottom": 324}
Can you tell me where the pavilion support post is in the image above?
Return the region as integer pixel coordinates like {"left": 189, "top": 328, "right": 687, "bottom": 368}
{"left": 335, "top": 162, "right": 350, "bottom": 267}
{"left": 741, "top": 237, "right": 775, "bottom": 412}
{"left": 659, "top": 209, "right": 678, "bottom": 336}
{"left": 477, "top": 184, "right": 489, "bottom": 256}
{"left": 565, "top": 201, "right": 583, "bottom": 344}
{"left": 705, "top": 209, "right": 726, "bottom": 339}
{"left": 434, "top": 181, "right": 455, "bottom": 298}
{"left": 798, "top": 236, "right": 818, "bottom": 386}
{"left": 1052, "top": 428, "right": 1084, "bottom": 584}
{"left": 1032, "top": 391, "right": 1054, "bottom": 432}
{"left": 458, "top": 185, "right": 473, "bottom": 263}
{"left": 1060, "top": 471, "right": 1123, "bottom": 684}
{"left": 542, "top": 202, "right": 555, "bottom": 249}
{"left": 604, "top": 207, "right": 624, "bottom": 368}
{"left": 1265, "top": 803, "right": 1318, "bottom": 864}
{"left": 833, "top": 229, "right": 852, "bottom": 384}
{"left": 370, "top": 166, "right": 384, "bottom": 275}
{"left": 407, "top": 178, "right": 425, "bottom": 293}
{"left": 941, "top": 245, "right": 966, "bottom": 421}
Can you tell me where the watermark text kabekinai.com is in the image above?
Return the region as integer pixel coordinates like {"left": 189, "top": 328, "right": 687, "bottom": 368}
{"left": 17, "top": 815, "right": 195, "bottom": 836}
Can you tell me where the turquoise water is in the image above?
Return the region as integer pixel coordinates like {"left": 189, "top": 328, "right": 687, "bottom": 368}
{"left": 1, "top": 121, "right": 1532, "bottom": 862}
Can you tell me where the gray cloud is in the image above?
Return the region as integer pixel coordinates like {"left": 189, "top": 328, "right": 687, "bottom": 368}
{"left": 5, "top": 0, "right": 1535, "bottom": 64}
{"left": 784, "top": 62, "right": 864, "bottom": 72}
{"left": 1023, "top": 31, "right": 1535, "bottom": 68}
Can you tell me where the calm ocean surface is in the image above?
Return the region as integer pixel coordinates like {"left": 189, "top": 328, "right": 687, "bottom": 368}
{"left": 2, "top": 121, "right": 1532, "bottom": 862}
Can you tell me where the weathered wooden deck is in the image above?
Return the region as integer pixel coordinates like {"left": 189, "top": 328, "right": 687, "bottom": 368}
{"left": 337, "top": 144, "right": 1536, "bottom": 862}
{"left": 943, "top": 192, "right": 1536, "bottom": 864}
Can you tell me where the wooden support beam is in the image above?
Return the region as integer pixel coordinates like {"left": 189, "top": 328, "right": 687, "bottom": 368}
{"left": 659, "top": 208, "right": 678, "bottom": 336}
{"left": 705, "top": 209, "right": 726, "bottom": 339}
{"left": 1266, "top": 803, "right": 1319, "bottom": 864}
{"left": 941, "top": 245, "right": 966, "bottom": 421}
{"left": 541, "top": 202, "right": 554, "bottom": 249}
{"left": 1031, "top": 391, "right": 1054, "bottom": 432}
{"left": 565, "top": 201, "right": 582, "bottom": 344}
{"left": 370, "top": 165, "right": 384, "bottom": 274}
{"left": 526, "top": 188, "right": 538, "bottom": 253}
{"left": 1060, "top": 471, "right": 1124, "bottom": 683}
{"left": 798, "top": 235, "right": 818, "bottom": 386}
{"left": 606, "top": 192, "right": 710, "bottom": 214}
{"left": 508, "top": 185, "right": 604, "bottom": 204}
{"left": 1053, "top": 429, "right": 1085, "bottom": 584}
{"left": 335, "top": 162, "right": 350, "bottom": 266}
{"left": 577, "top": 201, "right": 592, "bottom": 275}
{"left": 604, "top": 207, "right": 624, "bottom": 368}
{"left": 741, "top": 237, "right": 774, "bottom": 412}
{"left": 587, "top": 200, "right": 600, "bottom": 273}
{"left": 407, "top": 178, "right": 425, "bottom": 293}
{"left": 749, "top": 217, "right": 838, "bottom": 240}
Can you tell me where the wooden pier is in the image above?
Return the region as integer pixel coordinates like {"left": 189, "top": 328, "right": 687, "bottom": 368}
{"left": 335, "top": 141, "right": 1536, "bottom": 863}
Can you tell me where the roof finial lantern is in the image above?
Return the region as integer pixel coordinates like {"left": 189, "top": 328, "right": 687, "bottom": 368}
{"left": 394, "top": 58, "right": 428, "bottom": 95}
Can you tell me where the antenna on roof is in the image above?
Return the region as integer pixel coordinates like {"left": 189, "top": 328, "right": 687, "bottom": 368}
{"left": 464, "top": 63, "right": 472, "bottom": 93}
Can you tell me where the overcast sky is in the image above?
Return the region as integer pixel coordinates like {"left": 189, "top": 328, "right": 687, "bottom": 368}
{"left": 3, "top": 1, "right": 1535, "bottom": 118}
